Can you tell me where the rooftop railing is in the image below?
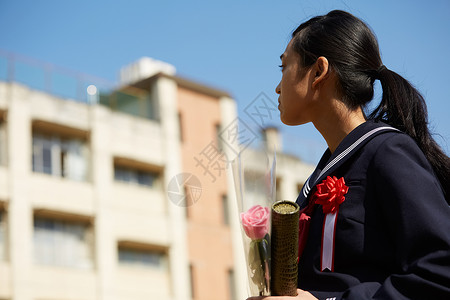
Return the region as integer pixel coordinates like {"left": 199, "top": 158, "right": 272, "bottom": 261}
{"left": 0, "top": 49, "right": 116, "bottom": 104}
{"left": 0, "top": 50, "right": 157, "bottom": 120}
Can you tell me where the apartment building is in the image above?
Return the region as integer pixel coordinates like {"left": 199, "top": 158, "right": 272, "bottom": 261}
{"left": 0, "top": 54, "right": 314, "bottom": 300}
{"left": 0, "top": 56, "right": 191, "bottom": 300}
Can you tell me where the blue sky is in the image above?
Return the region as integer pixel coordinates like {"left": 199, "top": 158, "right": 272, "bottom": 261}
{"left": 1, "top": 0, "right": 449, "bottom": 163}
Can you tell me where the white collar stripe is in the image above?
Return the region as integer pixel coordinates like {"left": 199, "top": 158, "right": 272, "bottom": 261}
{"left": 303, "top": 176, "right": 311, "bottom": 198}
{"left": 315, "top": 127, "right": 397, "bottom": 182}
{"left": 300, "top": 126, "right": 398, "bottom": 199}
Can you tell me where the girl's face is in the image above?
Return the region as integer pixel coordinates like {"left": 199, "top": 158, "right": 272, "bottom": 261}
{"left": 275, "top": 40, "right": 315, "bottom": 126}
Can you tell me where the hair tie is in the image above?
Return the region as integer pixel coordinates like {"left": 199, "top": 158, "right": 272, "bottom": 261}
{"left": 375, "top": 65, "right": 387, "bottom": 80}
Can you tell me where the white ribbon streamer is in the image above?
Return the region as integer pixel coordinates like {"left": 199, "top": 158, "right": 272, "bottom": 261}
{"left": 321, "top": 210, "right": 338, "bottom": 271}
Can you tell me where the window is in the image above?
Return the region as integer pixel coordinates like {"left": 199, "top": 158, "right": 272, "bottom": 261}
{"left": 276, "top": 178, "right": 282, "bottom": 201}
{"left": 215, "top": 123, "right": 223, "bottom": 151}
{"left": 118, "top": 244, "right": 167, "bottom": 270}
{"left": 178, "top": 112, "right": 184, "bottom": 142}
{"left": 0, "top": 116, "right": 6, "bottom": 166}
{"left": 33, "top": 216, "right": 93, "bottom": 269}
{"left": 189, "top": 264, "right": 196, "bottom": 299}
{"left": 222, "top": 194, "right": 230, "bottom": 225}
{"left": 228, "top": 269, "right": 236, "bottom": 300}
{"left": 114, "top": 165, "right": 160, "bottom": 188}
{"left": 100, "top": 87, "right": 156, "bottom": 120}
{"left": 32, "top": 133, "right": 89, "bottom": 181}
{"left": 115, "top": 91, "right": 145, "bottom": 118}
{"left": 184, "top": 186, "right": 191, "bottom": 219}
{"left": 0, "top": 210, "right": 6, "bottom": 261}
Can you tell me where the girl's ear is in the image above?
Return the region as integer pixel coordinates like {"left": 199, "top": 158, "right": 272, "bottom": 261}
{"left": 312, "top": 56, "right": 330, "bottom": 89}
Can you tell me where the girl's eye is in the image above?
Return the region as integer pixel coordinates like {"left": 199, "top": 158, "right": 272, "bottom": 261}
{"left": 278, "top": 65, "right": 284, "bottom": 71}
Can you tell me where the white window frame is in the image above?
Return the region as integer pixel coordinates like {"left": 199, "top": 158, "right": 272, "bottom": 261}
{"left": 33, "top": 216, "right": 94, "bottom": 269}
{"left": 0, "top": 121, "right": 6, "bottom": 166}
{"left": 118, "top": 246, "right": 167, "bottom": 270}
{"left": 32, "top": 134, "right": 88, "bottom": 181}
{"left": 114, "top": 165, "right": 160, "bottom": 188}
{"left": 0, "top": 210, "right": 7, "bottom": 261}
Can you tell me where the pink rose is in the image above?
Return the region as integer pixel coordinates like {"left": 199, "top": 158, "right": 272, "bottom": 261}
{"left": 240, "top": 205, "right": 270, "bottom": 240}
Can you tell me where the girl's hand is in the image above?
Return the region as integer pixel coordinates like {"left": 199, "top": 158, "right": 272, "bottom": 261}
{"left": 247, "top": 289, "right": 318, "bottom": 300}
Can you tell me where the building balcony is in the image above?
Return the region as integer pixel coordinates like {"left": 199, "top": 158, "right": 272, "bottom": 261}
{"left": 109, "top": 112, "right": 164, "bottom": 165}
{"left": 110, "top": 183, "right": 170, "bottom": 246}
{"left": 29, "top": 172, "right": 95, "bottom": 216}
{"left": 31, "top": 266, "right": 97, "bottom": 300}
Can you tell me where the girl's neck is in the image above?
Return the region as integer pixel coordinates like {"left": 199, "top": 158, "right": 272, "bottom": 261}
{"left": 313, "top": 100, "right": 366, "bottom": 153}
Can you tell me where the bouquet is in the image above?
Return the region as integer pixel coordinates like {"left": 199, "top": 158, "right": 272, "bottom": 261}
{"left": 231, "top": 148, "right": 276, "bottom": 296}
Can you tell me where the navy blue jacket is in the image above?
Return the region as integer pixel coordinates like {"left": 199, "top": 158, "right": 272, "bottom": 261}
{"left": 296, "top": 120, "right": 450, "bottom": 300}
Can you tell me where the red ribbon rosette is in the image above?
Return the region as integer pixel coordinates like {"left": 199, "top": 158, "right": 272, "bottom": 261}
{"left": 313, "top": 176, "right": 349, "bottom": 214}
{"left": 314, "top": 176, "right": 348, "bottom": 271}
{"left": 298, "top": 176, "right": 349, "bottom": 271}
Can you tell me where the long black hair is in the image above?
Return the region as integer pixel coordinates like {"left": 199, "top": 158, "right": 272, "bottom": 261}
{"left": 291, "top": 10, "right": 449, "bottom": 200}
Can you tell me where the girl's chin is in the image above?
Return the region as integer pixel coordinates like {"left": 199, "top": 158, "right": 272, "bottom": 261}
{"left": 281, "top": 119, "right": 298, "bottom": 126}
{"left": 280, "top": 116, "right": 306, "bottom": 126}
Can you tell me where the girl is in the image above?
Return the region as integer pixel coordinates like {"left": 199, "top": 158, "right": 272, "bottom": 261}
{"left": 250, "top": 10, "right": 450, "bottom": 300}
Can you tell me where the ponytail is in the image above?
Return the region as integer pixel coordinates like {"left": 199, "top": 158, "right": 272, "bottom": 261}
{"left": 369, "top": 67, "right": 450, "bottom": 201}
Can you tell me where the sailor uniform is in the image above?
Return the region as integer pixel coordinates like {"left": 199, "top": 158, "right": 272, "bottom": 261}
{"left": 296, "top": 120, "right": 450, "bottom": 299}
